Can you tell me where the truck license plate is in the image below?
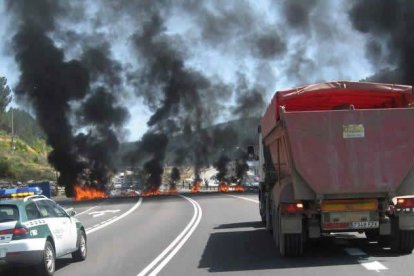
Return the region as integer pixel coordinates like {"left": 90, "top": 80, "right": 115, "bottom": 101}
{"left": 351, "top": 221, "right": 379, "bottom": 229}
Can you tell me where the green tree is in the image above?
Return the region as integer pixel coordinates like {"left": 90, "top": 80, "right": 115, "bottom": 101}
{"left": 0, "top": 76, "right": 12, "bottom": 113}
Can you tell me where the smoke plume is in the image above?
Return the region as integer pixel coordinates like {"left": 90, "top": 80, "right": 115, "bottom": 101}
{"left": 8, "top": 0, "right": 129, "bottom": 196}
{"left": 214, "top": 155, "right": 230, "bottom": 182}
{"left": 348, "top": 0, "right": 414, "bottom": 85}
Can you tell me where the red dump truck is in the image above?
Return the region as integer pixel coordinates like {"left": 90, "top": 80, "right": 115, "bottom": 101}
{"left": 258, "top": 81, "right": 414, "bottom": 256}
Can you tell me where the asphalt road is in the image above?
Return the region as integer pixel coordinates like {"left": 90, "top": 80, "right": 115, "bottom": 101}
{"left": 3, "top": 192, "right": 414, "bottom": 275}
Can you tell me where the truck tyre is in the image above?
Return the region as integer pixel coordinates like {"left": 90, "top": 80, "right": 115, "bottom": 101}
{"left": 277, "top": 210, "right": 303, "bottom": 257}
{"left": 265, "top": 194, "right": 273, "bottom": 232}
{"left": 259, "top": 189, "right": 266, "bottom": 224}
{"left": 397, "top": 230, "right": 414, "bottom": 254}
{"left": 390, "top": 217, "right": 414, "bottom": 253}
{"left": 284, "top": 234, "right": 303, "bottom": 257}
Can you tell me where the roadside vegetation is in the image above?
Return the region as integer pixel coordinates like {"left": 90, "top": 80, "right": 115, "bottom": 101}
{"left": 0, "top": 76, "right": 55, "bottom": 184}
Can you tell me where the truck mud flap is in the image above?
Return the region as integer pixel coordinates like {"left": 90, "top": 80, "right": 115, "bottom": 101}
{"left": 280, "top": 214, "right": 302, "bottom": 234}
{"left": 398, "top": 214, "right": 414, "bottom": 230}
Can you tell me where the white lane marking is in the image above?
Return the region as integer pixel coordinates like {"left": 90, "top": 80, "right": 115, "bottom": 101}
{"left": 137, "top": 195, "right": 202, "bottom": 276}
{"left": 88, "top": 209, "right": 120, "bottom": 218}
{"left": 149, "top": 197, "right": 202, "bottom": 276}
{"left": 86, "top": 197, "right": 142, "bottom": 235}
{"left": 344, "top": 248, "right": 388, "bottom": 272}
{"left": 75, "top": 206, "right": 98, "bottom": 217}
{"left": 227, "top": 194, "right": 259, "bottom": 204}
{"left": 359, "top": 261, "right": 388, "bottom": 272}
{"left": 344, "top": 248, "right": 367, "bottom": 256}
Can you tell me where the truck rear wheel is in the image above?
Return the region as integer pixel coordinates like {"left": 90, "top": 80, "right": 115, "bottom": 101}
{"left": 276, "top": 210, "right": 303, "bottom": 257}
{"left": 259, "top": 190, "right": 266, "bottom": 224}
{"left": 397, "top": 230, "right": 414, "bottom": 254}
{"left": 283, "top": 234, "right": 303, "bottom": 257}
{"left": 390, "top": 217, "right": 414, "bottom": 254}
{"left": 265, "top": 194, "right": 273, "bottom": 232}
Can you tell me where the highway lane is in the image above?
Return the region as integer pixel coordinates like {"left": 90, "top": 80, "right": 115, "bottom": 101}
{"left": 3, "top": 193, "right": 414, "bottom": 275}
{"left": 55, "top": 195, "right": 194, "bottom": 276}
{"left": 149, "top": 193, "right": 410, "bottom": 276}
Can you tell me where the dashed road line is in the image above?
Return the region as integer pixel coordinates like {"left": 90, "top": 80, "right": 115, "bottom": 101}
{"left": 85, "top": 197, "right": 142, "bottom": 235}
{"left": 344, "top": 247, "right": 388, "bottom": 272}
{"left": 359, "top": 260, "right": 388, "bottom": 272}
{"left": 75, "top": 205, "right": 98, "bottom": 217}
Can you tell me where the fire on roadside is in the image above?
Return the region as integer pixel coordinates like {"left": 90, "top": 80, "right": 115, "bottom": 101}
{"left": 74, "top": 185, "right": 107, "bottom": 201}
{"left": 141, "top": 187, "right": 161, "bottom": 197}
{"left": 233, "top": 184, "right": 245, "bottom": 193}
{"left": 218, "top": 182, "right": 229, "bottom": 193}
{"left": 191, "top": 182, "right": 201, "bottom": 193}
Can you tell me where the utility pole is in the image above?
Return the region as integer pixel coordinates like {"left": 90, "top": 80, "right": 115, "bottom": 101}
{"left": 11, "top": 106, "right": 15, "bottom": 152}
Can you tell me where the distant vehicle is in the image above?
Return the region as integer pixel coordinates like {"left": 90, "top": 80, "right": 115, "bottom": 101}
{"left": 242, "top": 179, "right": 259, "bottom": 192}
{"left": 0, "top": 187, "right": 87, "bottom": 275}
{"left": 114, "top": 184, "right": 122, "bottom": 189}
{"left": 28, "top": 182, "right": 52, "bottom": 198}
{"left": 259, "top": 81, "right": 414, "bottom": 256}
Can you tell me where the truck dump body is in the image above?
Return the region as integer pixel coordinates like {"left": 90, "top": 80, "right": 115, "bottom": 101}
{"left": 261, "top": 81, "right": 413, "bottom": 138}
{"left": 259, "top": 81, "right": 414, "bottom": 256}
{"left": 285, "top": 108, "right": 414, "bottom": 195}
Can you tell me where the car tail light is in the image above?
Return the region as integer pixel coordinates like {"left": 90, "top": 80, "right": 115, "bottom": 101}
{"left": 12, "top": 227, "right": 29, "bottom": 236}
{"left": 280, "top": 203, "right": 304, "bottom": 213}
{"left": 0, "top": 227, "right": 28, "bottom": 237}
{"left": 0, "top": 229, "right": 13, "bottom": 235}
{"left": 396, "top": 198, "right": 414, "bottom": 208}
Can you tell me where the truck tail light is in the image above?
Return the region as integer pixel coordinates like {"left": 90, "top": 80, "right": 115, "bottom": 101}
{"left": 280, "top": 203, "right": 304, "bottom": 213}
{"left": 396, "top": 198, "right": 414, "bottom": 208}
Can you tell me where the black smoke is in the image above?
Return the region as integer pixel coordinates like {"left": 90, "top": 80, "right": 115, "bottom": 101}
{"left": 214, "top": 155, "right": 230, "bottom": 182}
{"left": 233, "top": 74, "right": 266, "bottom": 119}
{"left": 128, "top": 11, "right": 229, "bottom": 185}
{"left": 282, "top": 0, "right": 319, "bottom": 31}
{"left": 235, "top": 158, "right": 249, "bottom": 183}
{"left": 11, "top": 24, "right": 89, "bottom": 196}
{"left": 348, "top": 0, "right": 414, "bottom": 84}
{"left": 170, "top": 167, "right": 180, "bottom": 190}
{"left": 137, "top": 132, "right": 168, "bottom": 190}
{"left": 8, "top": 0, "right": 129, "bottom": 196}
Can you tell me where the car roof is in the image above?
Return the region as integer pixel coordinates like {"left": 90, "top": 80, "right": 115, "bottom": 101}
{"left": 0, "top": 195, "right": 50, "bottom": 207}
{"left": 0, "top": 198, "right": 27, "bottom": 207}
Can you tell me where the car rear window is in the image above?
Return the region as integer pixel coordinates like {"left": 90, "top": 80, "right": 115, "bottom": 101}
{"left": 0, "top": 205, "right": 19, "bottom": 222}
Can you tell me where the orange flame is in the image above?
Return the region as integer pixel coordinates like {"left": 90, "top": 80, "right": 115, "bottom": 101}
{"left": 233, "top": 185, "right": 245, "bottom": 193}
{"left": 191, "top": 182, "right": 201, "bottom": 193}
{"left": 74, "top": 185, "right": 107, "bottom": 201}
{"left": 218, "top": 182, "right": 229, "bottom": 193}
{"left": 141, "top": 187, "right": 161, "bottom": 197}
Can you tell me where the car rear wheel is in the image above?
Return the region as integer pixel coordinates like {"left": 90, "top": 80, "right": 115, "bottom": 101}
{"left": 72, "top": 230, "right": 87, "bottom": 261}
{"left": 36, "top": 240, "right": 55, "bottom": 276}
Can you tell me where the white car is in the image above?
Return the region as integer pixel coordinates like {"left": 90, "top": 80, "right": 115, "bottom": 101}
{"left": 0, "top": 187, "right": 87, "bottom": 275}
